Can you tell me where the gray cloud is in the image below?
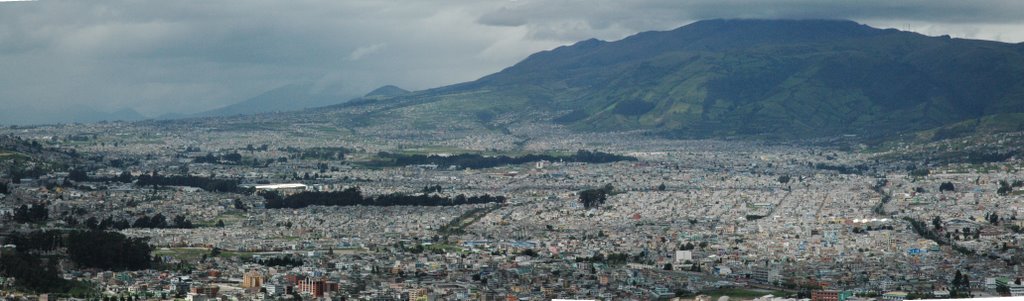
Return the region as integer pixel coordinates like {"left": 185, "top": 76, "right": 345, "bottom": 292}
{"left": 1, "top": 0, "right": 1022, "bottom": 124}
{"left": 349, "top": 43, "right": 387, "bottom": 61}
{"left": 476, "top": 0, "right": 1024, "bottom": 41}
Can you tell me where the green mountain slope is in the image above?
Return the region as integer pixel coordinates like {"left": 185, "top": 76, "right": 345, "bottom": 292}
{"left": 344, "top": 19, "right": 1024, "bottom": 139}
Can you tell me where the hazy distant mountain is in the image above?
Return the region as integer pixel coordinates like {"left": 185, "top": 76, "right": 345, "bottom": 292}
{"left": 0, "top": 105, "right": 146, "bottom": 125}
{"left": 194, "top": 83, "right": 358, "bottom": 117}
{"left": 364, "top": 85, "right": 409, "bottom": 98}
{"left": 349, "top": 19, "right": 1024, "bottom": 139}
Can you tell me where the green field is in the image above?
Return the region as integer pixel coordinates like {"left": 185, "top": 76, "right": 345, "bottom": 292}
{"left": 0, "top": 151, "right": 29, "bottom": 160}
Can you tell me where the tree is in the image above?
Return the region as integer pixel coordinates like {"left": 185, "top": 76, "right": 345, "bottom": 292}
{"left": 932, "top": 216, "right": 943, "bottom": 231}
{"left": 939, "top": 182, "right": 955, "bottom": 192}
{"left": 172, "top": 215, "right": 193, "bottom": 229}
{"left": 579, "top": 187, "right": 609, "bottom": 209}
{"left": 117, "top": 171, "right": 133, "bottom": 183}
{"left": 778, "top": 175, "right": 791, "bottom": 184}
{"left": 998, "top": 180, "right": 1013, "bottom": 195}
{"left": 85, "top": 217, "right": 99, "bottom": 230}
{"left": 132, "top": 216, "right": 151, "bottom": 228}
{"left": 658, "top": 183, "right": 667, "bottom": 191}
{"left": 30, "top": 204, "right": 47, "bottom": 221}
{"left": 150, "top": 213, "right": 168, "bottom": 228}
{"left": 13, "top": 204, "right": 47, "bottom": 223}
{"left": 215, "top": 220, "right": 225, "bottom": 227}
{"left": 68, "top": 168, "right": 88, "bottom": 182}
{"left": 12, "top": 205, "right": 30, "bottom": 223}
{"left": 519, "top": 249, "right": 538, "bottom": 257}
{"left": 233, "top": 199, "right": 248, "bottom": 211}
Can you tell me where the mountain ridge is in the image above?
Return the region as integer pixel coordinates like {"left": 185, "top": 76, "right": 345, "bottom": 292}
{"left": 350, "top": 19, "right": 1024, "bottom": 139}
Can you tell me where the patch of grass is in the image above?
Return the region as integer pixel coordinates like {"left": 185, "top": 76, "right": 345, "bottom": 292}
{"left": 197, "top": 212, "right": 247, "bottom": 227}
{"left": 0, "top": 151, "right": 30, "bottom": 160}
{"left": 424, "top": 243, "right": 466, "bottom": 254}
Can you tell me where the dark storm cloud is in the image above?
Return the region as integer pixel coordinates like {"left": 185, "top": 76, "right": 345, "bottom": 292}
{"left": 1, "top": 0, "right": 1022, "bottom": 124}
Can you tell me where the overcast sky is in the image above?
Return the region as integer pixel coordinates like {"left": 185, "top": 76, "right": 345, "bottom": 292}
{"left": 2, "top": 0, "right": 1023, "bottom": 124}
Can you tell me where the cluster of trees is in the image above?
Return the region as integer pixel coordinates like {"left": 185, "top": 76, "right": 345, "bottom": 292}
{"left": 985, "top": 212, "right": 1006, "bottom": 225}
{"left": 68, "top": 168, "right": 134, "bottom": 183}
{"left": 10, "top": 204, "right": 48, "bottom": 223}
{"left": 67, "top": 168, "right": 89, "bottom": 181}
{"left": 997, "top": 180, "right": 1021, "bottom": 195}
{"left": 403, "top": 243, "right": 449, "bottom": 255}
{"left": 579, "top": 184, "right": 614, "bottom": 209}
{"left": 950, "top": 270, "right": 972, "bottom": 296}
{"left": 193, "top": 152, "right": 243, "bottom": 164}
{"left": 813, "top": 162, "right": 869, "bottom": 175}
{"left": 136, "top": 173, "right": 243, "bottom": 193}
{"left": 909, "top": 168, "right": 930, "bottom": 177}
{"left": 294, "top": 147, "right": 349, "bottom": 161}
{"left": 908, "top": 218, "right": 937, "bottom": 241}
{"left": 678, "top": 242, "right": 708, "bottom": 250}
{"left": 377, "top": 150, "right": 637, "bottom": 169}
{"left": 131, "top": 214, "right": 192, "bottom": 229}
{"left": 950, "top": 227, "right": 981, "bottom": 241}
{"left": 964, "top": 150, "right": 1018, "bottom": 164}
{"left": 574, "top": 252, "right": 635, "bottom": 265}
{"left": 233, "top": 199, "right": 248, "bottom": 211}
{"left": 1011, "top": 224, "right": 1024, "bottom": 234}
{"left": 263, "top": 187, "right": 506, "bottom": 209}
{"left": 94, "top": 171, "right": 135, "bottom": 183}
{"left": 253, "top": 255, "right": 303, "bottom": 267}
{"left": 0, "top": 181, "right": 8, "bottom": 194}
{"left": 906, "top": 217, "right": 955, "bottom": 248}
{"left": 939, "top": 181, "right": 956, "bottom": 192}
{"left": 422, "top": 185, "right": 444, "bottom": 193}
{"left": 245, "top": 144, "right": 269, "bottom": 152}
{"left": 851, "top": 225, "right": 894, "bottom": 233}
{"left": 66, "top": 230, "right": 152, "bottom": 270}
{"left": 0, "top": 249, "right": 91, "bottom": 293}
{"left": 8, "top": 164, "right": 48, "bottom": 183}
{"left": 63, "top": 214, "right": 194, "bottom": 230}
{"left": 8, "top": 230, "right": 152, "bottom": 271}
